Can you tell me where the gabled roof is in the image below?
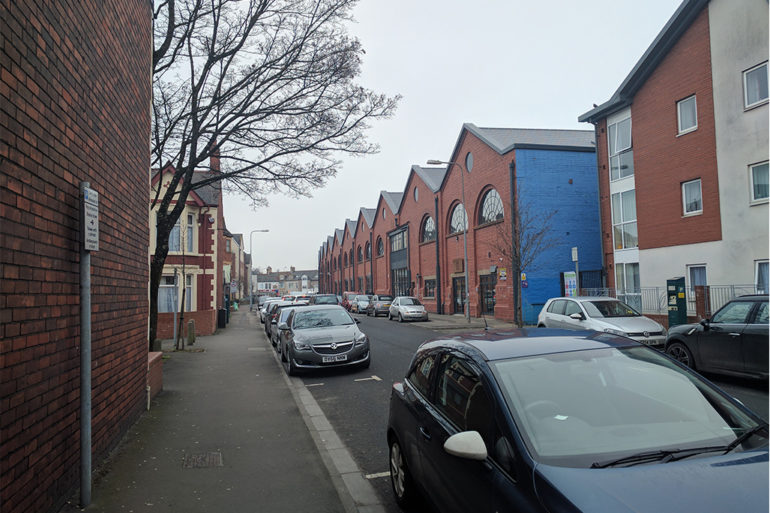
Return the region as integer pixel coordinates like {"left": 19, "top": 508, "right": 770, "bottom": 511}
{"left": 381, "top": 191, "right": 404, "bottom": 216}
{"left": 411, "top": 165, "right": 447, "bottom": 193}
{"left": 360, "top": 208, "right": 376, "bottom": 230}
{"left": 345, "top": 218, "right": 358, "bottom": 240}
{"left": 335, "top": 228, "right": 344, "bottom": 246}
{"left": 578, "top": 0, "right": 708, "bottom": 123}
{"left": 456, "top": 124, "right": 595, "bottom": 156}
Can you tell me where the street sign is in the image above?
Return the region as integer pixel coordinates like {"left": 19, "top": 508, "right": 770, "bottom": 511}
{"left": 82, "top": 187, "right": 99, "bottom": 251}
{"left": 571, "top": 246, "right": 578, "bottom": 262}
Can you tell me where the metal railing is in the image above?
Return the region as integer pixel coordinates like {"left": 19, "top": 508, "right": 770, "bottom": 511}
{"left": 582, "top": 285, "right": 762, "bottom": 317}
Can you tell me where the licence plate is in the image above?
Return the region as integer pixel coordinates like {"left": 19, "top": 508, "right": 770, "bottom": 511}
{"left": 322, "top": 354, "right": 348, "bottom": 363}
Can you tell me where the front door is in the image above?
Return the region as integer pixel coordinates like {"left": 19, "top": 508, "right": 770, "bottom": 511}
{"left": 452, "top": 277, "right": 466, "bottom": 315}
{"left": 480, "top": 273, "right": 497, "bottom": 315}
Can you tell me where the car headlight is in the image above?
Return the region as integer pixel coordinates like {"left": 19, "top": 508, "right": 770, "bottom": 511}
{"left": 354, "top": 332, "right": 368, "bottom": 346}
{"left": 603, "top": 328, "right": 627, "bottom": 337}
{"left": 293, "top": 337, "right": 311, "bottom": 351}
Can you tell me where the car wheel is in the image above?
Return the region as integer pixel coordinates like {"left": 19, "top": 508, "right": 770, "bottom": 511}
{"left": 284, "top": 345, "right": 298, "bottom": 376}
{"left": 667, "top": 342, "right": 695, "bottom": 369}
{"left": 359, "top": 357, "right": 371, "bottom": 370}
{"left": 537, "top": 323, "right": 546, "bottom": 328}
{"left": 389, "top": 437, "right": 414, "bottom": 507}
{"left": 398, "top": 313, "right": 404, "bottom": 323}
{"left": 280, "top": 341, "right": 287, "bottom": 362}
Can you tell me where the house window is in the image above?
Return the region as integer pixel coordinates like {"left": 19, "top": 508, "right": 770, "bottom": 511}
{"left": 357, "top": 246, "right": 363, "bottom": 263}
{"left": 382, "top": 208, "right": 386, "bottom": 220}
{"left": 365, "top": 242, "right": 371, "bottom": 260}
{"left": 344, "top": 253, "right": 348, "bottom": 267}
{"left": 750, "top": 162, "right": 769, "bottom": 203}
{"left": 424, "top": 279, "right": 436, "bottom": 298}
{"left": 756, "top": 260, "right": 769, "bottom": 294}
{"left": 479, "top": 189, "right": 504, "bottom": 224}
{"left": 449, "top": 204, "right": 468, "bottom": 234}
{"left": 465, "top": 151, "right": 474, "bottom": 172}
{"left": 421, "top": 216, "right": 436, "bottom": 242}
{"left": 687, "top": 265, "right": 707, "bottom": 302}
{"left": 226, "top": 239, "right": 231, "bottom": 253}
{"left": 414, "top": 186, "right": 419, "bottom": 202}
{"left": 349, "top": 249, "right": 354, "bottom": 266}
{"left": 744, "top": 62, "right": 768, "bottom": 109}
{"left": 185, "top": 274, "right": 193, "bottom": 311}
{"left": 158, "top": 275, "right": 177, "bottom": 313}
{"left": 377, "top": 237, "right": 384, "bottom": 256}
{"left": 677, "top": 95, "right": 697, "bottom": 134}
{"left": 615, "top": 263, "right": 640, "bottom": 312}
{"left": 682, "top": 179, "right": 703, "bottom": 215}
{"left": 187, "top": 214, "right": 194, "bottom": 252}
{"left": 169, "top": 218, "right": 181, "bottom": 252}
{"left": 608, "top": 117, "right": 633, "bottom": 181}
{"left": 611, "top": 190, "right": 637, "bottom": 250}
{"left": 390, "top": 231, "right": 407, "bottom": 252}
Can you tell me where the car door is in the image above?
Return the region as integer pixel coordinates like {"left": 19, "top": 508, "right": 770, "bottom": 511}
{"left": 418, "top": 352, "right": 493, "bottom": 513}
{"left": 742, "top": 300, "right": 769, "bottom": 377}
{"left": 389, "top": 298, "right": 399, "bottom": 317}
{"left": 697, "top": 300, "right": 753, "bottom": 374}
{"left": 561, "top": 300, "right": 585, "bottom": 330}
{"left": 543, "top": 300, "right": 566, "bottom": 328}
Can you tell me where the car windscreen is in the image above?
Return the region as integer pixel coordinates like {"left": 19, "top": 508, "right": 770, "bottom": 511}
{"left": 400, "top": 298, "right": 421, "bottom": 306}
{"left": 313, "top": 296, "right": 338, "bottom": 304}
{"left": 378, "top": 295, "right": 393, "bottom": 302}
{"left": 292, "top": 309, "right": 355, "bottom": 329}
{"left": 356, "top": 295, "right": 371, "bottom": 301}
{"left": 492, "top": 345, "right": 765, "bottom": 468}
{"left": 583, "top": 300, "right": 640, "bottom": 318}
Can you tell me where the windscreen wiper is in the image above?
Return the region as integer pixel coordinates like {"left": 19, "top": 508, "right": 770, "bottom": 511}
{"left": 591, "top": 450, "right": 678, "bottom": 469}
{"left": 723, "top": 425, "right": 768, "bottom": 454}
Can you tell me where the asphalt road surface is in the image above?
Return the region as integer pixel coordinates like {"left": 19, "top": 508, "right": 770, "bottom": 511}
{"left": 290, "top": 314, "right": 768, "bottom": 513}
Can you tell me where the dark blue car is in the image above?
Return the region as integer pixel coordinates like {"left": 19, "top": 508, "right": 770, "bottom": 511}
{"left": 387, "top": 329, "right": 768, "bottom": 513}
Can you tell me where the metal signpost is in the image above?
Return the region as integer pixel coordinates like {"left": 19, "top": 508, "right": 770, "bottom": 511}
{"left": 80, "top": 182, "right": 98, "bottom": 507}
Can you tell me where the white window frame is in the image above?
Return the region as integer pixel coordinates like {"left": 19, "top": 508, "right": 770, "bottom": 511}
{"left": 682, "top": 179, "right": 703, "bottom": 216}
{"left": 677, "top": 95, "right": 697, "bottom": 135}
{"left": 611, "top": 190, "right": 637, "bottom": 250}
{"left": 686, "top": 264, "right": 707, "bottom": 305}
{"left": 158, "top": 275, "right": 178, "bottom": 313}
{"left": 185, "top": 274, "right": 193, "bottom": 311}
{"left": 743, "top": 62, "right": 768, "bottom": 110}
{"left": 608, "top": 116, "right": 634, "bottom": 182}
{"left": 169, "top": 218, "right": 181, "bottom": 252}
{"left": 749, "top": 161, "right": 769, "bottom": 204}
{"left": 756, "top": 260, "right": 769, "bottom": 294}
{"left": 187, "top": 214, "right": 194, "bottom": 253}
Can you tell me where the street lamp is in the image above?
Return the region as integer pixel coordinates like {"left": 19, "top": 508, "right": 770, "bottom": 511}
{"left": 427, "top": 159, "right": 471, "bottom": 323}
{"left": 249, "top": 229, "right": 270, "bottom": 312}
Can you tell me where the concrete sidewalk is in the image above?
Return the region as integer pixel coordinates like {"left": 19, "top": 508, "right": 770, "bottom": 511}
{"left": 61, "top": 310, "right": 359, "bottom": 513}
{"left": 413, "top": 312, "right": 518, "bottom": 331}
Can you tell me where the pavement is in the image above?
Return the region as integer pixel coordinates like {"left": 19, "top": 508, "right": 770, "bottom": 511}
{"left": 61, "top": 309, "right": 383, "bottom": 513}
{"left": 59, "top": 308, "right": 517, "bottom": 513}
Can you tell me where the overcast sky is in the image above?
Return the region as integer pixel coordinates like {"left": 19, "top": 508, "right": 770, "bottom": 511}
{"left": 224, "top": 0, "right": 682, "bottom": 272}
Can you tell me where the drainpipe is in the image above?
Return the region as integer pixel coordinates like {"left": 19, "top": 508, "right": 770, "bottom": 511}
{"left": 434, "top": 196, "right": 443, "bottom": 314}
{"left": 509, "top": 161, "right": 520, "bottom": 326}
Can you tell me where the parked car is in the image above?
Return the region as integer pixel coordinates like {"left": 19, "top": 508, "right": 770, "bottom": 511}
{"left": 291, "top": 294, "right": 312, "bottom": 303}
{"left": 367, "top": 294, "right": 394, "bottom": 317}
{"left": 351, "top": 294, "right": 372, "bottom": 314}
{"left": 537, "top": 296, "right": 666, "bottom": 346}
{"left": 341, "top": 291, "right": 360, "bottom": 311}
{"left": 387, "top": 328, "right": 769, "bottom": 513}
{"left": 270, "top": 303, "right": 308, "bottom": 348}
{"left": 259, "top": 297, "right": 283, "bottom": 323}
{"left": 310, "top": 294, "right": 340, "bottom": 305}
{"left": 278, "top": 305, "right": 370, "bottom": 375}
{"left": 665, "top": 294, "right": 768, "bottom": 380}
{"left": 388, "top": 296, "right": 428, "bottom": 322}
{"left": 264, "top": 300, "right": 294, "bottom": 338}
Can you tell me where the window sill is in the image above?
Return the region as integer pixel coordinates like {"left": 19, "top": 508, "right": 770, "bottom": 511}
{"left": 676, "top": 127, "right": 698, "bottom": 137}
{"left": 682, "top": 211, "right": 703, "bottom": 218}
{"left": 750, "top": 198, "right": 769, "bottom": 206}
{"left": 744, "top": 99, "right": 768, "bottom": 112}
{"left": 475, "top": 219, "right": 504, "bottom": 231}
{"left": 419, "top": 239, "right": 436, "bottom": 247}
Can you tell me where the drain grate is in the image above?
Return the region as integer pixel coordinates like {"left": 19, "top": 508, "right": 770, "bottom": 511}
{"left": 183, "top": 451, "right": 223, "bottom": 469}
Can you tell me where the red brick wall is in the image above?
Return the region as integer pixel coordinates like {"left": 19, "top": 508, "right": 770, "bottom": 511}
{"left": 593, "top": 119, "right": 615, "bottom": 286}
{"left": 370, "top": 197, "right": 397, "bottom": 294}
{"left": 1, "top": 2, "right": 152, "bottom": 513}
{"left": 633, "top": 9, "right": 720, "bottom": 248}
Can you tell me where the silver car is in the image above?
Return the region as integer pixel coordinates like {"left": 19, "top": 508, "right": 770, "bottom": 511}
{"left": 537, "top": 296, "right": 666, "bottom": 346}
{"left": 279, "top": 305, "right": 370, "bottom": 375}
{"left": 388, "top": 296, "right": 429, "bottom": 322}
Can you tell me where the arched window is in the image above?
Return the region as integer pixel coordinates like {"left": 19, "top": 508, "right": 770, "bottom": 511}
{"left": 357, "top": 246, "right": 363, "bottom": 262}
{"left": 349, "top": 249, "right": 354, "bottom": 266}
{"left": 344, "top": 253, "right": 348, "bottom": 267}
{"left": 449, "top": 203, "right": 468, "bottom": 234}
{"left": 376, "top": 237, "right": 384, "bottom": 256}
{"left": 421, "top": 216, "right": 436, "bottom": 242}
{"left": 365, "top": 242, "right": 371, "bottom": 260}
{"left": 479, "top": 189, "right": 504, "bottom": 224}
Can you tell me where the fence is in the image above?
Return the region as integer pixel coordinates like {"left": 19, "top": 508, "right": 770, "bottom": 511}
{"left": 581, "top": 285, "right": 762, "bottom": 317}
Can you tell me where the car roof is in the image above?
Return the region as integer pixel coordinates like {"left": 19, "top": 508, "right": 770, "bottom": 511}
{"left": 734, "top": 294, "right": 769, "bottom": 300}
{"left": 548, "top": 296, "right": 620, "bottom": 302}
{"left": 294, "top": 304, "right": 348, "bottom": 312}
{"left": 418, "top": 328, "right": 639, "bottom": 362}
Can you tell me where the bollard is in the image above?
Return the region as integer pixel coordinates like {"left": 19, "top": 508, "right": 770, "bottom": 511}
{"left": 187, "top": 319, "right": 196, "bottom": 345}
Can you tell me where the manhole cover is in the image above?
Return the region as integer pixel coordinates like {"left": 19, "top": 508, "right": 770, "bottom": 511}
{"left": 183, "top": 451, "right": 223, "bottom": 469}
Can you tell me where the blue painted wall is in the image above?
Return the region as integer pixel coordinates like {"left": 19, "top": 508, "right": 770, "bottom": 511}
{"left": 515, "top": 149, "right": 602, "bottom": 324}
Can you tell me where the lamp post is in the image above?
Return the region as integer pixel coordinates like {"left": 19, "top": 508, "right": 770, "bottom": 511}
{"left": 427, "top": 159, "right": 470, "bottom": 323}
{"left": 249, "top": 229, "right": 269, "bottom": 311}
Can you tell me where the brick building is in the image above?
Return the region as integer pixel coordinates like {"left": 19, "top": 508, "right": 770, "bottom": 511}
{"left": 319, "top": 124, "right": 601, "bottom": 324}
{"left": 579, "top": 0, "right": 768, "bottom": 315}
{"left": 1, "top": 2, "right": 152, "bottom": 512}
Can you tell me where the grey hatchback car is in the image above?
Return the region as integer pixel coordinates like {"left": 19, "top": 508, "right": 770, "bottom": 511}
{"left": 278, "top": 305, "right": 370, "bottom": 375}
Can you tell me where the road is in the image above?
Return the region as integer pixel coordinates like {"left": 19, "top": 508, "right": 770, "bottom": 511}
{"left": 287, "top": 314, "right": 768, "bottom": 513}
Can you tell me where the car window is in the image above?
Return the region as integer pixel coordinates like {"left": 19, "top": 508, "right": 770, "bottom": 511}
{"left": 752, "top": 302, "right": 769, "bottom": 324}
{"left": 434, "top": 354, "right": 494, "bottom": 448}
{"left": 712, "top": 300, "right": 754, "bottom": 324}
{"left": 583, "top": 300, "right": 640, "bottom": 318}
{"left": 564, "top": 301, "right": 581, "bottom": 317}
{"left": 407, "top": 353, "right": 436, "bottom": 398}
{"left": 401, "top": 298, "right": 421, "bottom": 306}
{"left": 392, "top": 298, "right": 399, "bottom": 306}
{"left": 380, "top": 295, "right": 393, "bottom": 302}
{"left": 292, "top": 309, "right": 354, "bottom": 329}
{"left": 547, "top": 300, "right": 565, "bottom": 315}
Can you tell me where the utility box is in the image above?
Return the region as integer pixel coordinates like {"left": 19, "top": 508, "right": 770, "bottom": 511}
{"left": 667, "top": 277, "right": 687, "bottom": 328}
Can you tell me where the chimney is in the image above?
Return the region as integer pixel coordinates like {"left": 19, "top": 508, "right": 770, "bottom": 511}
{"left": 291, "top": 266, "right": 296, "bottom": 272}
{"left": 267, "top": 266, "right": 272, "bottom": 274}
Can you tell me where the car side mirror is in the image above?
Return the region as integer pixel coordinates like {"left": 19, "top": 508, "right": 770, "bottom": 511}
{"left": 443, "top": 431, "right": 487, "bottom": 461}
{"left": 700, "top": 318, "right": 710, "bottom": 330}
{"left": 569, "top": 312, "right": 584, "bottom": 321}
{"left": 278, "top": 321, "right": 289, "bottom": 330}
{"left": 355, "top": 318, "right": 361, "bottom": 324}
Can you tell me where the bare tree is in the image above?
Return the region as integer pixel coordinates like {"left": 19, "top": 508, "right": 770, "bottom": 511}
{"left": 149, "top": 0, "right": 399, "bottom": 348}
{"left": 491, "top": 198, "right": 559, "bottom": 326}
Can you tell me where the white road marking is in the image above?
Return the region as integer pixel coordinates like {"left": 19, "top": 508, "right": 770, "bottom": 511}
{"left": 305, "top": 383, "right": 324, "bottom": 387}
{"left": 365, "top": 471, "right": 390, "bottom": 480}
{"left": 354, "top": 375, "right": 382, "bottom": 382}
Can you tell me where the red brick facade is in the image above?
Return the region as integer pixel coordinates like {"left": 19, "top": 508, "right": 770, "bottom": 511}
{"left": 1, "top": 2, "right": 152, "bottom": 512}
